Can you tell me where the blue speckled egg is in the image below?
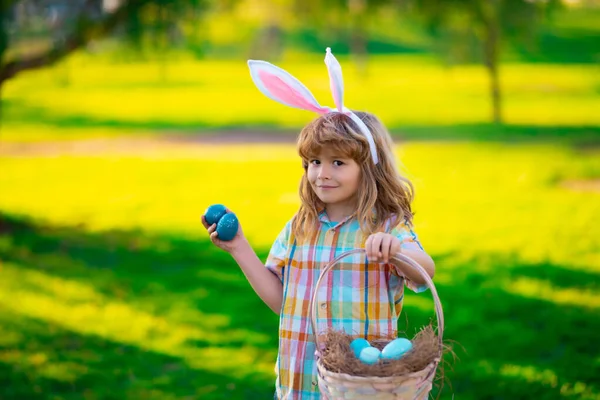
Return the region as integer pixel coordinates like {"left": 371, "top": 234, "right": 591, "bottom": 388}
{"left": 359, "top": 347, "right": 381, "bottom": 365}
{"left": 381, "top": 338, "right": 413, "bottom": 360}
{"left": 350, "top": 338, "right": 371, "bottom": 358}
{"left": 204, "top": 204, "right": 227, "bottom": 225}
{"left": 216, "top": 213, "right": 239, "bottom": 241}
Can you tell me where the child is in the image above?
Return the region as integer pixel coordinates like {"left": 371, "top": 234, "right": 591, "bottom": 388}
{"left": 201, "top": 48, "right": 435, "bottom": 399}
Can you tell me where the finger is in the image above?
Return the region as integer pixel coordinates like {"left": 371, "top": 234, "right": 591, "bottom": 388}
{"left": 371, "top": 234, "right": 384, "bottom": 262}
{"left": 201, "top": 215, "right": 209, "bottom": 229}
{"left": 368, "top": 235, "right": 378, "bottom": 261}
{"left": 207, "top": 223, "right": 217, "bottom": 234}
{"left": 210, "top": 231, "right": 220, "bottom": 242}
{"left": 364, "top": 235, "right": 373, "bottom": 259}
{"left": 381, "top": 235, "right": 392, "bottom": 263}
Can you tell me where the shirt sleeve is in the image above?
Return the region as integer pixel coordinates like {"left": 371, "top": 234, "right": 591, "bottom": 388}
{"left": 265, "top": 220, "right": 292, "bottom": 283}
{"left": 389, "top": 218, "right": 428, "bottom": 293}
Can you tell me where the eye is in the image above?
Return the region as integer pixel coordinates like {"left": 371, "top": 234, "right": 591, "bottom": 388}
{"left": 310, "top": 159, "right": 321, "bottom": 165}
{"left": 333, "top": 160, "right": 344, "bottom": 166}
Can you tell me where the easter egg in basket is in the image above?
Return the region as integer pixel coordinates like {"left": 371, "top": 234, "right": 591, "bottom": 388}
{"left": 358, "top": 347, "right": 381, "bottom": 365}
{"left": 350, "top": 338, "right": 371, "bottom": 358}
{"left": 381, "top": 338, "right": 413, "bottom": 360}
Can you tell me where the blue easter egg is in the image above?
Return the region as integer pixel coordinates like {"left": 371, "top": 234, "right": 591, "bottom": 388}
{"left": 350, "top": 338, "right": 371, "bottom": 358}
{"left": 216, "top": 213, "right": 239, "bottom": 241}
{"left": 381, "top": 338, "right": 413, "bottom": 360}
{"left": 204, "top": 204, "right": 227, "bottom": 225}
{"left": 358, "top": 347, "right": 381, "bottom": 365}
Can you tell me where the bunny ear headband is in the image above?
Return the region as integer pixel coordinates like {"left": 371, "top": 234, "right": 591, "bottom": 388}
{"left": 247, "top": 47, "right": 379, "bottom": 165}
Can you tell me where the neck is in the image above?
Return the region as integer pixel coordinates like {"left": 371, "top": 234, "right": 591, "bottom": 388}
{"left": 324, "top": 204, "right": 356, "bottom": 222}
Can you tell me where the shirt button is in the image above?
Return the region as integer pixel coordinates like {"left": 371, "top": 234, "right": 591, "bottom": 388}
{"left": 312, "top": 381, "right": 318, "bottom": 386}
{"left": 320, "top": 303, "right": 327, "bottom": 310}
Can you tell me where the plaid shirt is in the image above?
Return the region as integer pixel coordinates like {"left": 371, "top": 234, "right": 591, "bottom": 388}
{"left": 265, "top": 211, "right": 426, "bottom": 399}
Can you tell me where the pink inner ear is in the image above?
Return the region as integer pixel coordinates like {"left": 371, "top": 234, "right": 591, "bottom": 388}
{"left": 258, "top": 70, "right": 328, "bottom": 114}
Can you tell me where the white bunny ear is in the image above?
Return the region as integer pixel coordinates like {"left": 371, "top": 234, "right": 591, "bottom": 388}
{"left": 248, "top": 60, "right": 330, "bottom": 114}
{"left": 324, "top": 47, "right": 344, "bottom": 112}
{"left": 324, "top": 48, "right": 379, "bottom": 165}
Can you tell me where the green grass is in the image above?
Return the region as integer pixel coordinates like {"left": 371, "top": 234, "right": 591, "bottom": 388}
{"left": 2, "top": 54, "right": 599, "bottom": 139}
{"left": 1, "top": 15, "right": 599, "bottom": 398}
{"left": 0, "top": 141, "right": 599, "bottom": 399}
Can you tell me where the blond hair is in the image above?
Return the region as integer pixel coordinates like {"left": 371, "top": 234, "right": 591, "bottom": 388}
{"left": 292, "top": 111, "right": 414, "bottom": 242}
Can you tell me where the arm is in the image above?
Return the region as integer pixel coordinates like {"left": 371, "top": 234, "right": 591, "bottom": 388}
{"left": 231, "top": 241, "right": 284, "bottom": 314}
{"left": 365, "top": 230, "right": 435, "bottom": 286}
{"left": 202, "top": 212, "right": 284, "bottom": 314}
{"left": 390, "top": 248, "right": 435, "bottom": 285}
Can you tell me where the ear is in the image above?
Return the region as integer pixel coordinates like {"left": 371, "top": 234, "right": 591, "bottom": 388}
{"left": 248, "top": 60, "right": 330, "bottom": 114}
{"left": 324, "top": 47, "right": 344, "bottom": 113}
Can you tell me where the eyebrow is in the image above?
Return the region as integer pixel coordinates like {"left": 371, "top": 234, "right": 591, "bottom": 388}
{"left": 312, "top": 154, "right": 347, "bottom": 159}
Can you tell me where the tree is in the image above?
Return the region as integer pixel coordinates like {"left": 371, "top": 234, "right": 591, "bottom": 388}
{"left": 0, "top": 0, "right": 204, "bottom": 125}
{"left": 2, "top": 0, "right": 139, "bottom": 85}
{"left": 408, "top": 0, "right": 563, "bottom": 124}
{"left": 292, "top": 0, "right": 386, "bottom": 76}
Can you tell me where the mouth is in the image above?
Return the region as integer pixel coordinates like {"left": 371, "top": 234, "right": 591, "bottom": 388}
{"left": 318, "top": 185, "right": 338, "bottom": 189}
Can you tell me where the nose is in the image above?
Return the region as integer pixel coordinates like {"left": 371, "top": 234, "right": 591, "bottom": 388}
{"left": 317, "top": 164, "right": 331, "bottom": 180}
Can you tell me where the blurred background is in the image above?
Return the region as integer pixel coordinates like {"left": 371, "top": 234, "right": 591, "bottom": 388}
{"left": 0, "top": 0, "right": 599, "bottom": 399}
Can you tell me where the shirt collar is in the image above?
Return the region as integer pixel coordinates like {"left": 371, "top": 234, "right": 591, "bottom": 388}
{"left": 318, "top": 209, "right": 356, "bottom": 229}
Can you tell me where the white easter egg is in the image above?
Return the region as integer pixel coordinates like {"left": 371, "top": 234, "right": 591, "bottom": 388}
{"left": 358, "top": 347, "right": 381, "bottom": 365}
{"left": 381, "top": 338, "right": 413, "bottom": 360}
{"left": 350, "top": 338, "right": 371, "bottom": 358}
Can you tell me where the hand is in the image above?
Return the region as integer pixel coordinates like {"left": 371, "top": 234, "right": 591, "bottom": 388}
{"left": 201, "top": 208, "right": 248, "bottom": 254}
{"left": 365, "top": 232, "right": 401, "bottom": 263}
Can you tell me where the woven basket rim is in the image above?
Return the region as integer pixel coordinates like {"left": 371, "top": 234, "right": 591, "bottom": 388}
{"left": 317, "top": 357, "right": 440, "bottom": 383}
{"left": 311, "top": 250, "right": 445, "bottom": 355}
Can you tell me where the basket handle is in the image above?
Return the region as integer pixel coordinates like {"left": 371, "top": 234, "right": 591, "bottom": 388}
{"left": 309, "top": 248, "right": 444, "bottom": 354}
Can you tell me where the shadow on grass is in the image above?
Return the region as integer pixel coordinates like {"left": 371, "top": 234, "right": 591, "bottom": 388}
{"left": 0, "top": 212, "right": 278, "bottom": 399}
{"left": 510, "top": 28, "right": 600, "bottom": 65}
{"left": 394, "top": 124, "right": 600, "bottom": 148}
{"left": 0, "top": 310, "right": 272, "bottom": 400}
{"left": 403, "top": 253, "right": 600, "bottom": 400}
{"left": 3, "top": 98, "right": 599, "bottom": 147}
{"left": 1, "top": 212, "right": 599, "bottom": 399}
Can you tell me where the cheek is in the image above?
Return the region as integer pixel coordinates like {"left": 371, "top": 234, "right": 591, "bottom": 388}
{"left": 350, "top": 177, "right": 362, "bottom": 192}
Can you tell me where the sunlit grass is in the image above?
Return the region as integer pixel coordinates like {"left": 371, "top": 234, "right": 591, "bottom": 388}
{"left": 1, "top": 139, "right": 599, "bottom": 398}
{"left": 0, "top": 262, "right": 275, "bottom": 361}
{"left": 499, "top": 364, "right": 558, "bottom": 387}
{"left": 1, "top": 142, "right": 598, "bottom": 258}
{"left": 1, "top": 37, "right": 599, "bottom": 398}
{"left": 506, "top": 278, "right": 600, "bottom": 309}
{"left": 3, "top": 54, "right": 598, "bottom": 137}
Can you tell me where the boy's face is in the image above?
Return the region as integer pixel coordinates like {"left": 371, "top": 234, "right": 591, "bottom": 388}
{"left": 307, "top": 147, "right": 361, "bottom": 214}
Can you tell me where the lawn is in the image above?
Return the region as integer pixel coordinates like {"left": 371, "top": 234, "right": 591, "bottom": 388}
{"left": 0, "top": 28, "right": 599, "bottom": 399}
{"left": 2, "top": 53, "right": 599, "bottom": 141}
{"left": 1, "top": 137, "right": 599, "bottom": 399}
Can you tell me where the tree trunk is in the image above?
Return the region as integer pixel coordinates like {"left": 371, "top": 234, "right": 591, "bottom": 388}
{"left": 348, "top": 0, "right": 368, "bottom": 77}
{"left": 0, "top": 81, "right": 3, "bottom": 135}
{"left": 158, "top": 4, "right": 168, "bottom": 83}
{"left": 0, "top": 0, "right": 148, "bottom": 84}
{"left": 482, "top": 3, "right": 502, "bottom": 124}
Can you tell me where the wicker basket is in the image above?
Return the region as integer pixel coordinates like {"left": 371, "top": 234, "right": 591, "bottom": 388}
{"left": 309, "top": 249, "right": 444, "bottom": 400}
